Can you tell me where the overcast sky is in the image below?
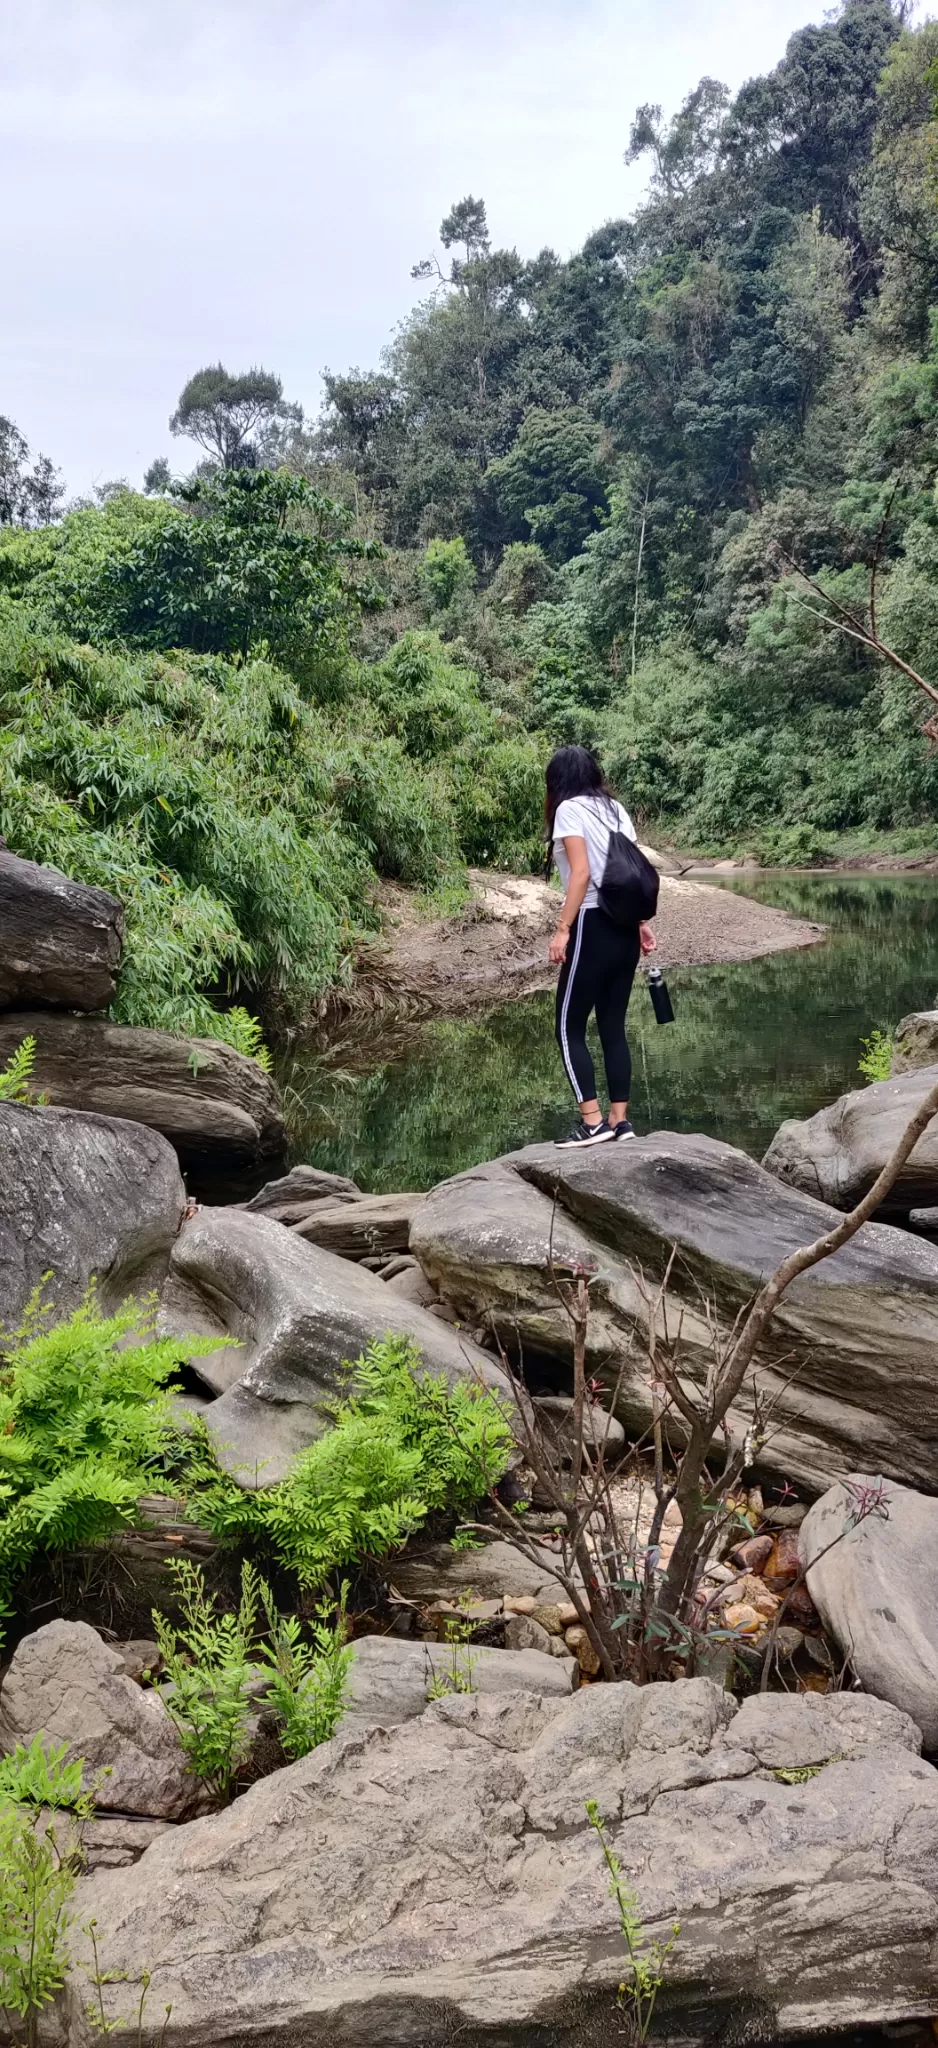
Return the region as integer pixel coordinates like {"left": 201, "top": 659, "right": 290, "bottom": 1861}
{"left": 2, "top": 0, "right": 822, "bottom": 497}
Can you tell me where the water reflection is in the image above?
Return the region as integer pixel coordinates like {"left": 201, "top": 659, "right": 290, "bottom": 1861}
{"left": 276, "top": 874, "right": 938, "bottom": 1193}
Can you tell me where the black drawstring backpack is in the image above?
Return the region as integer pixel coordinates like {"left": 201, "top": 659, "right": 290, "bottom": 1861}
{"left": 598, "top": 814, "right": 659, "bottom": 929}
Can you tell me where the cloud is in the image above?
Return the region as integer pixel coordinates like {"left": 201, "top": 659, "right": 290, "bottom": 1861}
{"left": 0, "top": 0, "right": 818, "bottom": 492}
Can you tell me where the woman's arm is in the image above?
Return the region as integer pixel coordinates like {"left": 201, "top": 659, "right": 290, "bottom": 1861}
{"left": 549, "top": 836, "right": 590, "bottom": 964}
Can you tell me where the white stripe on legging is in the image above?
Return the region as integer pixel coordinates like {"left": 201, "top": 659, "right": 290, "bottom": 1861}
{"left": 559, "top": 912, "right": 587, "bottom": 1097}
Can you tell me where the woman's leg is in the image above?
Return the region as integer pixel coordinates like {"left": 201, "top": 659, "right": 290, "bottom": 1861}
{"left": 555, "top": 912, "right": 601, "bottom": 1114}
{"left": 595, "top": 926, "right": 641, "bottom": 1118}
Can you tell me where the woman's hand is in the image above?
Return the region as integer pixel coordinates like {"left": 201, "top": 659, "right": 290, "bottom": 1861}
{"left": 549, "top": 924, "right": 569, "bottom": 966}
{"left": 639, "top": 921, "right": 657, "bottom": 955}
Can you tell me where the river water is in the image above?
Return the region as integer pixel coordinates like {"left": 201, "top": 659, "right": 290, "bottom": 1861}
{"left": 277, "top": 873, "right": 938, "bottom": 1192}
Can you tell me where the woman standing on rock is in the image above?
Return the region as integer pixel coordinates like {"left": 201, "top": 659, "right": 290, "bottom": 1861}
{"left": 546, "top": 745, "right": 656, "bottom": 1147}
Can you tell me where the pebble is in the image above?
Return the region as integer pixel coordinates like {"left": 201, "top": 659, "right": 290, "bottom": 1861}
{"left": 504, "top": 1614, "right": 553, "bottom": 1655}
{"left": 564, "top": 1624, "right": 601, "bottom": 1676}
{"left": 728, "top": 1535, "right": 774, "bottom": 1574}
{"left": 723, "top": 1602, "right": 763, "bottom": 1635}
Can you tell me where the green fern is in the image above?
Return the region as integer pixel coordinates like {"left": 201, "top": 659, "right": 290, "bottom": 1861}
{"left": 0, "top": 1036, "right": 46, "bottom": 1105}
{"left": 0, "top": 1289, "right": 230, "bottom": 1631}
{"left": 0, "top": 1737, "right": 93, "bottom": 1819}
{"left": 183, "top": 1335, "right": 513, "bottom": 1592}
{"left": 221, "top": 1007, "right": 274, "bottom": 1072}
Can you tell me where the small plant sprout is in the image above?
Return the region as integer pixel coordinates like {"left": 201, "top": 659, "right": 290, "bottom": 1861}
{"left": 585, "top": 1800, "right": 678, "bottom": 2041}
{"left": 426, "top": 1594, "right": 477, "bottom": 1700}
{"left": 152, "top": 1557, "right": 260, "bottom": 1804}
{"left": 257, "top": 1579, "right": 352, "bottom": 1759}
{"left": 0, "top": 1037, "right": 47, "bottom": 1105}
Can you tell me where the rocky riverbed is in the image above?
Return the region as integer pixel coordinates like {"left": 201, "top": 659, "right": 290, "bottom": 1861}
{"left": 3, "top": 847, "right": 938, "bottom": 2047}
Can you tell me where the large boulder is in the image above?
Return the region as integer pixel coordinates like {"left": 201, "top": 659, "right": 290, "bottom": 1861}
{"left": 0, "top": 1620, "right": 197, "bottom": 1820}
{"left": 0, "top": 847, "right": 123, "bottom": 1012}
{"left": 892, "top": 1010, "right": 938, "bottom": 1074}
{"left": 340, "top": 1633, "right": 574, "bottom": 1737}
{"left": 801, "top": 1476, "right": 938, "bottom": 1750}
{"left": 159, "top": 1208, "right": 514, "bottom": 1487}
{"left": 411, "top": 1134, "right": 938, "bottom": 1493}
{"left": 0, "top": 1011, "right": 286, "bottom": 1176}
{"left": 69, "top": 1681, "right": 938, "bottom": 2044}
{"left": 0, "top": 1103, "right": 185, "bottom": 1326}
{"left": 762, "top": 1066, "right": 938, "bottom": 1217}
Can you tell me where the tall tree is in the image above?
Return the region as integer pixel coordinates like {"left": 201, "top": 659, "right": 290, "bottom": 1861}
{"left": 0, "top": 417, "right": 63, "bottom": 528}
{"left": 169, "top": 364, "right": 301, "bottom": 470}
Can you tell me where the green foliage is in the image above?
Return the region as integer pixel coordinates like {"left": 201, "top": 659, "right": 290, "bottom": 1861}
{"left": 2, "top": 470, "right": 376, "bottom": 687}
{"left": 0, "top": 1037, "right": 44, "bottom": 1105}
{"left": 858, "top": 1026, "right": 894, "bottom": 1080}
{"left": 257, "top": 1581, "right": 352, "bottom": 1759}
{"left": 488, "top": 408, "right": 608, "bottom": 563}
{"left": 184, "top": 1334, "right": 513, "bottom": 1592}
{"left": 418, "top": 537, "right": 476, "bottom": 612}
{"left": 585, "top": 1799, "right": 679, "bottom": 2040}
{"left": 152, "top": 1559, "right": 260, "bottom": 1805}
{"left": 0, "top": 1738, "right": 93, "bottom": 1820}
{"left": 0, "top": 1806, "right": 76, "bottom": 2044}
{"left": 0, "top": 1292, "right": 220, "bottom": 1630}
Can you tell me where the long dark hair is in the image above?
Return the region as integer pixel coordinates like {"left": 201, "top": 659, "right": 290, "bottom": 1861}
{"left": 544, "top": 745, "right": 616, "bottom": 857}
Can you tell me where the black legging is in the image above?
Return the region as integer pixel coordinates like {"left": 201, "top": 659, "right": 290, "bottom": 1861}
{"left": 555, "top": 909, "right": 641, "bottom": 1104}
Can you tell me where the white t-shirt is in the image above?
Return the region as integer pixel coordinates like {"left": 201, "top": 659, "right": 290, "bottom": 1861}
{"left": 553, "top": 794, "right": 636, "bottom": 912}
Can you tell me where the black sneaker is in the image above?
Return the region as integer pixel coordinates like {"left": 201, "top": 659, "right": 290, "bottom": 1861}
{"left": 556, "top": 1118, "right": 615, "bottom": 1148}
{"left": 611, "top": 1118, "right": 635, "bottom": 1140}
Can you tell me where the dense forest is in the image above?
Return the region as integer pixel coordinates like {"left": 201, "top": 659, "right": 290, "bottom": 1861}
{"left": 3, "top": 0, "right": 938, "bottom": 1043}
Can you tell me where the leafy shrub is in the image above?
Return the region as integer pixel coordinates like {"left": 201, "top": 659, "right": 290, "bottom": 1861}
{"left": 0, "top": 1292, "right": 220, "bottom": 1631}
{"left": 153, "top": 1559, "right": 260, "bottom": 1805}
{"left": 858, "top": 1028, "right": 894, "bottom": 1081}
{"left": 0, "top": 471, "right": 377, "bottom": 689}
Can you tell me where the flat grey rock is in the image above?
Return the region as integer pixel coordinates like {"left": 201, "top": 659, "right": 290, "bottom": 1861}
{"left": 159, "top": 1208, "right": 514, "bottom": 1487}
{"left": 340, "top": 1632, "right": 575, "bottom": 1736}
{"left": 801, "top": 1475, "right": 938, "bottom": 1750}
{"left": 0, "top": 847, "right": 123, "bottom": 1011}
{"left": 70, "top": 1681, "right": 938, "bottom": 2044}
{"left": 390, "top": 1537, "right": 570, "bottom": 1607}
{"left": 0, "top": 1102, "right": 185, "bottom": 1326}
{"left": 0, "top": 1012, "right": 286, "bottom": 1173}
{"left": 290, "top": 1189, "right": 424, "bottom": 1258}
{"left": 411, "top": 1133, "right": 938, "bottom": 1492}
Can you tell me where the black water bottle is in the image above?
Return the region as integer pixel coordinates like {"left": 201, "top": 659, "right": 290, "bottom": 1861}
{"left": 648, "top": 965, "right": 675, "bottom": 1025}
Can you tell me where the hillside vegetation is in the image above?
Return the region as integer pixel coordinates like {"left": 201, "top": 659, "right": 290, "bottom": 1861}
{"left": 3, "top": 0, "right": 938, "bottom": 1040}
